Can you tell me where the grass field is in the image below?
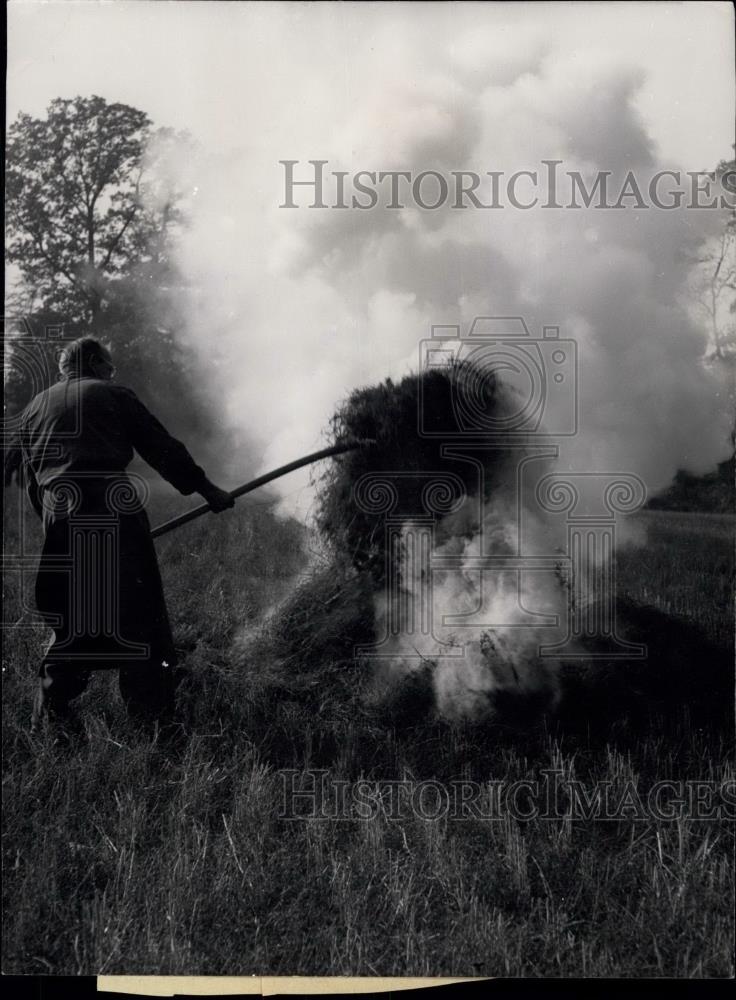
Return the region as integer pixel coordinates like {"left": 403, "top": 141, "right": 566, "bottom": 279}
{"left": 2, "top": 490, "right": 734, "bottom": 977}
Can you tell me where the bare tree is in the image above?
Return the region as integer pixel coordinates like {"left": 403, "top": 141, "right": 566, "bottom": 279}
{"left": 690, "top": 158, "right": 736, "bottom": 446}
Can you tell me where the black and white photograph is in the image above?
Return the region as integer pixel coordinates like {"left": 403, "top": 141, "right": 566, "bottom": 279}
{"left": 3, "top": 0, "right": 735, "bottom": 981}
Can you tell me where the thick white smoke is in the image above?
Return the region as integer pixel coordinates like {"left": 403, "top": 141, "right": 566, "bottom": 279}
{"left": 158, "top": 9, "right": 732, "bottom": 717}
{"left": 170, "top": 24, "right": 732, "bottom": 505}
{"left": 370, "top": 493, "right": 570, "bottom": 720}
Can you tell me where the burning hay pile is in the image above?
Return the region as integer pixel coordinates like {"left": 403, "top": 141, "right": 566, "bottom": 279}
{"left": 255, "top": 363, "right": 566, "bottom": 724}
{"left": 252, "top": 363, "right": 732, "bottom": 733}
{"left": 314, "top": 365, "right": 514, "bottom": 582}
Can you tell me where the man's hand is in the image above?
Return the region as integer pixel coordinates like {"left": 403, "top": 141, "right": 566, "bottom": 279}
{"left": 199, "top": 482, "right": 235, "bottom": 513}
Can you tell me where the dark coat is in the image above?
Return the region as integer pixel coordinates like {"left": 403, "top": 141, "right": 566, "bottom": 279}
{"left": 20, "top": 376, "right": 207, "bottom": 670}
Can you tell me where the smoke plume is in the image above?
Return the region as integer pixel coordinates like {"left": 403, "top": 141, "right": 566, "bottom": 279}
{"left": 167, "top": 25, "right": 732, "bottom": 504}
{"left": 152, "top": 10, "right": 732, "bottom": 718}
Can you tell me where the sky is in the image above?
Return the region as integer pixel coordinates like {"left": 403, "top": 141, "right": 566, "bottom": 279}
{"left": 6, "top": 2, "right": 734, "bottom": 169}
{"left": 6, "top": 1, "right": 736, "bottom": 513}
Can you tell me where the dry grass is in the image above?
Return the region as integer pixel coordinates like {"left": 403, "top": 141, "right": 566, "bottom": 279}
{"left": 2, "top": 490, "right": 734, "bottom": 976}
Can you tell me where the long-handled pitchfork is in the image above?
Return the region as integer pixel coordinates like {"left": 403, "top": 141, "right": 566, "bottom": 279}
{"left": 150, "top": 439, "right": 375, "bottom": 540}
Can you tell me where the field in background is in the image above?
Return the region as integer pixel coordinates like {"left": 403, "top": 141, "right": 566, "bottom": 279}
{"left": 2, "top": 491, "right": 734, "bottom": 977}
{"left": 617, "top": 510, "right": 734, "bottom": 647}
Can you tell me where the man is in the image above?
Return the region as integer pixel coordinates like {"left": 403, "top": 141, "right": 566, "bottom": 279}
{"left": 20, "top": 336, "right": 234, "bottom": 732}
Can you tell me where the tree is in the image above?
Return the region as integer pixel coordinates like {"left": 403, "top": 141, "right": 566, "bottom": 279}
{"left": 689, "top": 157, "right": 736, "bottom": 450}
{"left": 6, "top": 96, "right": 179, "bottom": 325}
{"left": 5, "top": 96, "right": 222, "bottom": 471}
{"left": 698, "top": 158, "right": 736, "bottom": 365}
